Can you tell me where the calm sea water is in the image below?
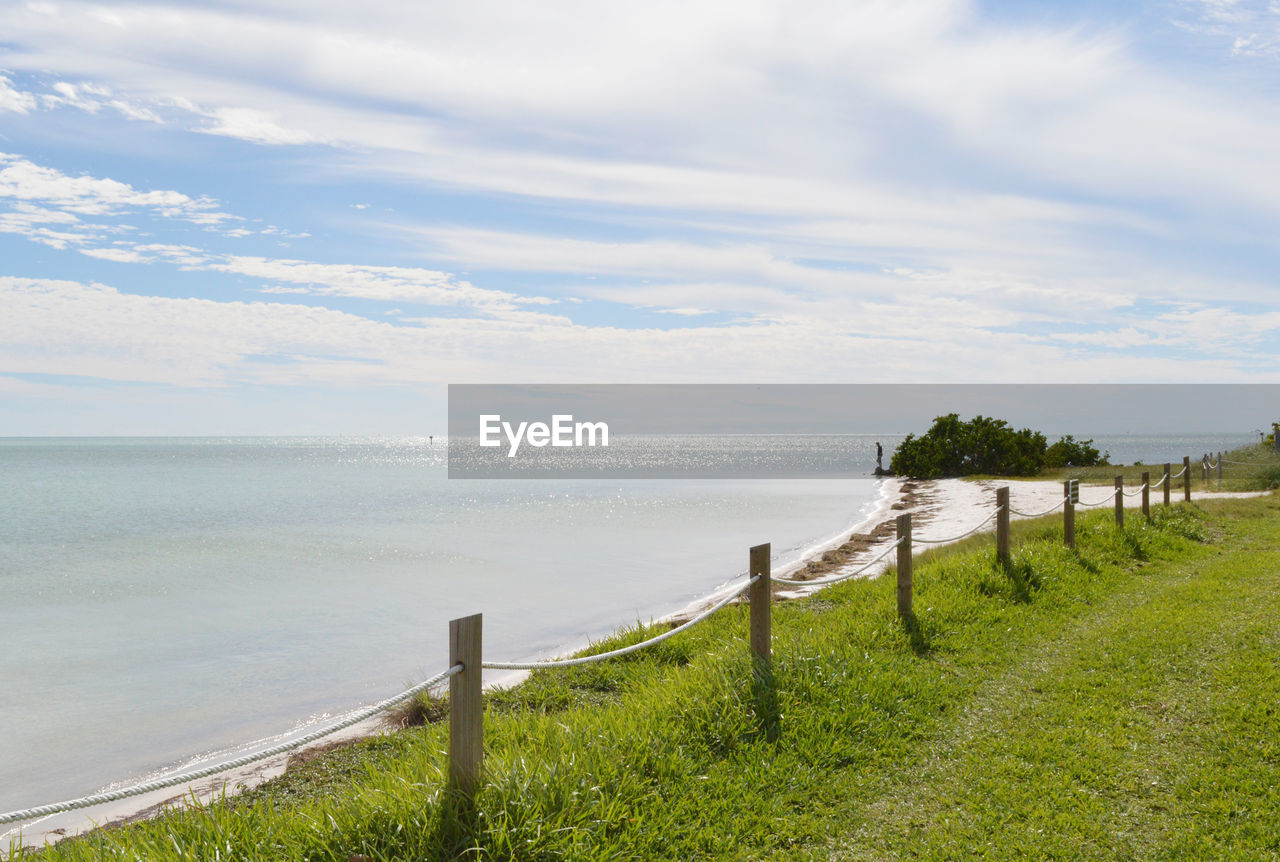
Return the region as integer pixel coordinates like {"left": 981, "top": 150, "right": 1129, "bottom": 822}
{"left": 0, "top": 432, "right": 1253, "bottom": 816}
{"left": 0, "top": 436, "right": 890, "bottom": 815}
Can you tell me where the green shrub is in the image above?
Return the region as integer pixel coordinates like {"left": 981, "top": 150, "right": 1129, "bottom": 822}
{"left": 1043, "top": 435, "right": 1107, "bottom": 468}
{"left": 890, "top": 414, "right": 1047, "bottom": 478}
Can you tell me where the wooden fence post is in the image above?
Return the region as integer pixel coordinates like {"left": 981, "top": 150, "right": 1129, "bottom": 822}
{"left": 749, "top": 543, "right": 771, "bottom": 669}
{"left": 449, "top": 613, "right": 483, "bottom": 800}
{"left": 1163, "top": 462, "right": 1171, "bottom": 506}
{"left": 1063, "top": 480, "right": 1075, "bottom": 550}
{"left": 896, "top": 513, "right": 912, "bottom": 618}
{"left": 1141, "top": 471, "right": 1150, "bottom": 519}
{"left": 1114, "top": 476, "right": 1124, "bottom": 527}
{"left": 1183, "top": 456, "right": 1191, "bottom": 502}
{"left": 1217, "top": 452, "right": 1223, "bottom": 489}
{"left": 996, "top": 487, "right": 1010, "bottom": 568}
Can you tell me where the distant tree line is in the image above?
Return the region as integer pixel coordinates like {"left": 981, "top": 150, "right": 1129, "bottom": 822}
{"left": 890, "top": 414, "right": 1107, "bottom": 479}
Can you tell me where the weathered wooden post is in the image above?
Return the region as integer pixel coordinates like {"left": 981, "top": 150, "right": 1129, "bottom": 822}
{"left": 996, "top": 487, "right": 1011, "bottom": 568}
{"left": 1163, "top": 463, "right": 1171, "bottom": 506}
{"left": 1141, "top": 471, "right": 1150, "bottom": 519}
{"left": 896, "top": 513, "right": 912, "bottom": 618}
{"left": 748, "top": 542, "right": 778, "bottom": 740}
{"left": 1183, "top": 456, "right": 1192, "bottom": 502}
{"left": 1114, "top": 476, "right": 1124, "bottom": 527}
{"left": 449, "top": 614, "right": 483, "bottom": 799}
{"left": 1217, "top": 452, "right": 1223, "bottom": 489}
{"left": 749, "top": 543, "right": 771, "bottom": 669}
{"left": 1063, "top": 480, "right": 1075, "bottom": 549}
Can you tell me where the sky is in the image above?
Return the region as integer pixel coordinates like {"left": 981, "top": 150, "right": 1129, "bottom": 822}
{"left": 2, "top": 0, "right": 1280, "bottom": 434}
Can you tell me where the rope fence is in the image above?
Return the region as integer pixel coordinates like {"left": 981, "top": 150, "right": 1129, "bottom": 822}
{"left": 772, "top": 537, "right": 905, "bottom": 586}
{"left": 481, "top": 576, "right": 759, "bottom": 670}
{"left": 1075, "top": 488, "right": 1118, "bottom": 507}
{"left": 0, "top": 665, "right": 463, "bottom": 826}
{"left": 911, "top": 508, "right": 1002, "bottom": 544}
{"left": 0, "top": 449, "right": 1238, "bottom": 832}
{"left": 1009, "top": 500, "right": 1065, "bottom": 519}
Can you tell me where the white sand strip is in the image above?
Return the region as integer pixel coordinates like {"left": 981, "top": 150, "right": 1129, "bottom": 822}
{"left": 770, "top": 478, "right": 1270, "bottom": 595}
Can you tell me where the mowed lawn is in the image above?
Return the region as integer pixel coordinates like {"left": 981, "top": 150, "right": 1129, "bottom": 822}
{"left": 26, "top": 496, "right": 1280, "bottom": 861}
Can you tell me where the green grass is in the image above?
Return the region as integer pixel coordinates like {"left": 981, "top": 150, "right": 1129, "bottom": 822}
{"left": 18, "top": 497, "right": 1280, "bottom": 860}
{"left": 969, "top": 441, "right": 1280, "bottom": 491}
{"left": 1210, "top": 443, "right": 1280, "bottom": 491}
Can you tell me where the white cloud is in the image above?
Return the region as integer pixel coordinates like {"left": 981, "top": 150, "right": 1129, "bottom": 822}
{"left": 199, "top": 107, "right": 318, "bottom": 146}
{"left": 29, "top": 78, "right": 165, "bottom": 122}
{"left": 207, "top": 256, "right": 550, "bottom": 309}
{"left": 0, "top": 152, "right": 234, "bottom": 224}
{"left": 1, "top": 276, "right": 1274, "bottom": 397}
{"left": 1174, "top": 0, "right": 1280, "bottom": 56}
{"left": 0, "top": 74, "right": 36, "bottom": 113}
{"left": 79, "top": 246, "right": 147, "bottom": 263}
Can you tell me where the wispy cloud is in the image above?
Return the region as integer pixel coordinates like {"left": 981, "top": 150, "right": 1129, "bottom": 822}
{"left": 0, "top": 152, "right": 234, "bottom": 224}
{"left": 5, "top": 0, "right": 1280, "bottom": 222}
{"left": 198, "top": 107, "right": 319, "bottom": 146}
{"left": 0, "top": 74, "right": 36, "bottom": 113}
{"left": 209, "top": 256, "right": 551, "bottom": 310}
{"left": 1174, "top": 0, "right": 1280, "bottom": 57}
{"left": 1, "top": 275, "right": 1268, "bottom": 392}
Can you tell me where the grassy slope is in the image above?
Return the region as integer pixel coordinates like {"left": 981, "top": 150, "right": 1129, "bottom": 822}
{"left": 24, "top": 497, "right": 1280, "bottom": 861}
{"left": 1038, "top": 441, "right": 1280, "bottom": 490}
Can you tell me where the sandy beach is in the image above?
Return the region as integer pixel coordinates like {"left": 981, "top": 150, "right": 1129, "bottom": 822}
{"left": 6, "top": 476, "right": 1268, "bottom": 853}
{"left": 772, "top": 476, "right": 1269, "bottom": 596}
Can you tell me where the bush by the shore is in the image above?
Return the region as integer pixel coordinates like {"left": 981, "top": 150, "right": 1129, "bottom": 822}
{"left": 890, "top": 414, "right": 1106, "bottom": 478}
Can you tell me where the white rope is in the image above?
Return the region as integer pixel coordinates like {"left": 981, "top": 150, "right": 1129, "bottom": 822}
{"left": 1150, "top": 473, "right": 1167, "bottom": 488}
{"left": 482, "top": 575, "right": 759, "bottom": 670}
{"left": 912, "top": 507, "right": 1002, "bottom": 544}
{"left": 1009, "top": 498, "right": 1066, "bottom": 518}
{"left": 1121, "top": 483, "right": 1148, "bottom": 497}
{"left": 1075, "top": 488, "right": 1119, "bottom": 508}
{"left": 1207, "top": 459, "right": 1219, "bottom": 469}
{"left": 772, "top": 536, "right": 905, "bottom": 586}
{"left": 1170, "top": 465, "right": 1187, "bottom": 478}
{"left": 0, "top": 665, "right": 462, "bottom": 826}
